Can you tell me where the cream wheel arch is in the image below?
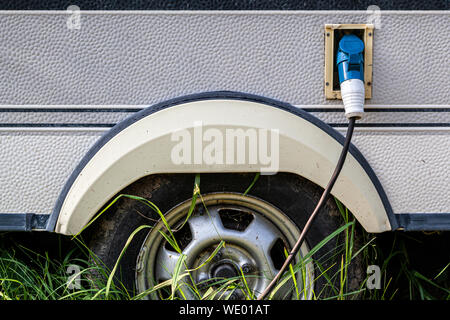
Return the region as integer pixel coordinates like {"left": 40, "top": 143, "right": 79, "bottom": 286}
{"left": 50, "top": 91, "right": 396, "bottom": 235}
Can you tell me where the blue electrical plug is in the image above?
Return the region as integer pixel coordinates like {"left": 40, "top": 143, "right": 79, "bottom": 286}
{"left": 336, "top": 34, "right": 365, "bottom": 83}
{"left": 336, "top": 34, "right": 366, "bottom": 119}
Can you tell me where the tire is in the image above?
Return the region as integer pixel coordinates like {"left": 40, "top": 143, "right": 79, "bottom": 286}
{"left": 87, "top": 172, "right": 363, "bottom": 299}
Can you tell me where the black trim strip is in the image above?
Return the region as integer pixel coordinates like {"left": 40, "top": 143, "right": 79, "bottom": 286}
{"left": 331, "top": 123, "right": 450, "bottom": 128}
{"left": 0, "top": 0, "right": 447, "bottom": 10}
{"left": 1, "top": 123, "right": 449, "bottom": 128}
{"left": 3, "top": 213, "right": 449, "bottom": 232}
{"left": 0, "top": 213, "right": 49, "bottom": 231}
{"left": 303, "top": 108, "right": 450, "bottom": 113}
{"left": 45, "top": 90, "right": 398, "bottom": 233}
{"left": 0, "top": 123, "right": 116, "bottom": 128}
{"left": 0, "top": 108, "right": 143, "bottom": 113}
{"left": 1, "top": 108, "right": 449, "bottom": 113}
{"left": 396, "top": 214, "right": 450, "bottom": 231}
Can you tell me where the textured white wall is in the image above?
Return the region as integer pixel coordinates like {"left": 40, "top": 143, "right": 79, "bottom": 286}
{"left": 0, "top": 11, "right": 448, "bottom": 105}
{"left": 0, "top": 11, "right": 449, "bottom": 216}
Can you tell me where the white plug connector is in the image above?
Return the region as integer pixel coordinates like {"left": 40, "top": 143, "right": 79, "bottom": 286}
{"left": 340, "top": 78, "right": 365, "bottom": 120}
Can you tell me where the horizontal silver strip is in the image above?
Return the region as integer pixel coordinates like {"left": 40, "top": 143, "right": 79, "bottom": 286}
{"left": 1, "top": 104, "right": 449, "bottom": 110}
{"left": 1, "top": 105, "right": 449, "bottom": 128}
{"left": 2, "top": 127, "right": 450, "bottom": 133}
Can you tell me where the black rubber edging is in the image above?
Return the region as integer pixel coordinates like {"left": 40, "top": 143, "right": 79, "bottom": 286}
{"left": 396, "top": 213, "right": 450, "bottom": 231}
{"left": 0, "top": 0, "right": 447, "bottom": 10}
{"left": 0, "top": 213, "right": 49, "bottom": 231}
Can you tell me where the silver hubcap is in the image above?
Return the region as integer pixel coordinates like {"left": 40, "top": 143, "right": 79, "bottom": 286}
{"left": 136, "top": 193, "right": 313, "bottom": 299}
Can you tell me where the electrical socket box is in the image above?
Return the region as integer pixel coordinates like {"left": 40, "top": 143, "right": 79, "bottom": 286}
{"left": 324, "top": 24, "right": 374, "bottom": 99}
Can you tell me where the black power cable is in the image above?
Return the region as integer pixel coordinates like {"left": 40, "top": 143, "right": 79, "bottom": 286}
{"left": 258, "top": 116, "right": 357, "bottom": 300}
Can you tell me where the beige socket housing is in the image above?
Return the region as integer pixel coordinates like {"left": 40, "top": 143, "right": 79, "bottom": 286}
{"left": 324, "top": 24, "right": 374, "bottom": 99}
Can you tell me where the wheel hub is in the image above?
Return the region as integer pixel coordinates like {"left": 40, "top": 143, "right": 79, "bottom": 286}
{"left": 211, "top": 262, "right": 237, "bottom": 279}
{"left": 135, "top": 193, "right": 314, "bottom": 300}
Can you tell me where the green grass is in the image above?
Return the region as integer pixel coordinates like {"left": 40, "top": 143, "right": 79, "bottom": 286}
{"left": 1, "top": 220, "right": 448, "bottom": 301}
{"left": 0, "top": 236, "right": 129, "bottom": 300}
{"left": 0, "top": 175, "right": 448, "bottom": 300}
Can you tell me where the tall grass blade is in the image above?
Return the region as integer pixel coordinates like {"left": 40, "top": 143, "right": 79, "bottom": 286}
{"left": 105, "top": 225, "right": 152, "bottom": 298}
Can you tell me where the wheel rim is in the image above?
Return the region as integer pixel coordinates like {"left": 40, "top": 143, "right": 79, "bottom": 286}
{"left": 135, "top": 192, "right": 314, "bottom": 300}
